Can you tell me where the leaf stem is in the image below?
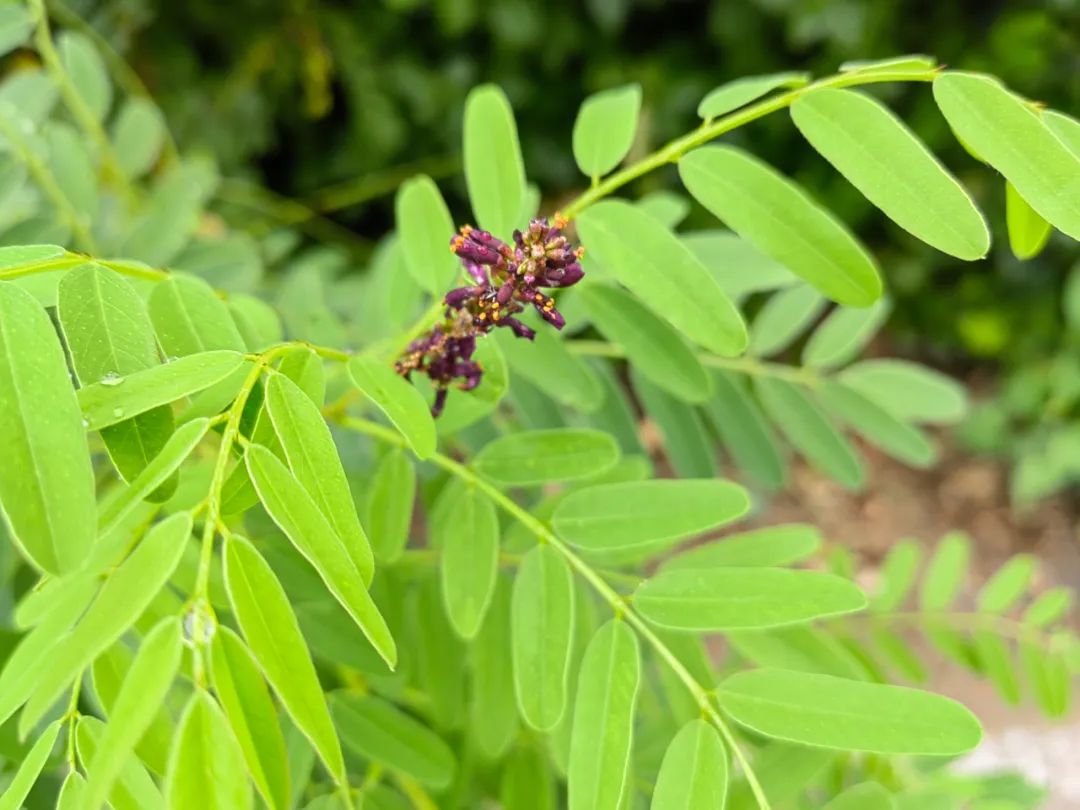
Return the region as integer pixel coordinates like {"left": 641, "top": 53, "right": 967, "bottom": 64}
{"left": 569, "top": 338, "right": 820, "bottom": 386}
{"left": 844, "top": 610, "right": 1070, "bottom": 652}
{"left": 0, "top": 117, "right": 98, "bottom": 252}
{"left": 559, "top": 68, "right": 939, "bottom": 220}
{"left": 27, "top": 0, "right": 133, "bottom": 200}
{"left": 336, "top": 415, "right": 773, "bottom": 810}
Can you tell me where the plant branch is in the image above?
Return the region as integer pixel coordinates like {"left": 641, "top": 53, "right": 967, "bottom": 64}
{"left": 303, "top": 154, "right": 461, "bottom": 214}
{"left": 27, "top": 0, "right": 133, "bottom": 199}
{"left": 336, "top": 416, "right": 772, "bottom": 810}
{"left": 559, "top": 68, "right": 939, "bottom": 220}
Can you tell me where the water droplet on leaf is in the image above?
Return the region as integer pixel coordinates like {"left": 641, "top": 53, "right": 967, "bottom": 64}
{"left": 100, "top": 372, "right": 124, "bottom": 386}
{"left": 111, "top": 407, "right": 124, "bottom": 418}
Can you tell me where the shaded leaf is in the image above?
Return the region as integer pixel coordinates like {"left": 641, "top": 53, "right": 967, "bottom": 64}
{"left": 838, "top": 359, "right": 967, "bottom": 425}
{"left": 440, "top": 485, "right": 499, "bottom": 639}
{"left": 473, "top": 428, "right": 619, "bottom": 486}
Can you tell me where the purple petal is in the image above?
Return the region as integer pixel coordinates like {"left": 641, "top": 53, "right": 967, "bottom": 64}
{"left": 502, "top": 317, "right": 536, "bottom": 340}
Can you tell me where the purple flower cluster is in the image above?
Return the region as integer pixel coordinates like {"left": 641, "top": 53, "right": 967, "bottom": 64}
{"left": 395, "top": 215, "right": 585, "bottom": 416}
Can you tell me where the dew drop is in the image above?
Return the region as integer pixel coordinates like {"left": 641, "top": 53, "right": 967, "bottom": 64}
{"left": 100, "top": 371, "right": 124, "bottom": 386}
{"left": 165, "top": 356, "right": 179, "bottom": 364}
{"left": 111, "top": 407, "right": 124, "bottom": 419}
{"left": 81, "top": 418, "right": 89, "bottom": 429}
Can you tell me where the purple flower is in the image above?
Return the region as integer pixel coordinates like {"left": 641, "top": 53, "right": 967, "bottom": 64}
{"left": 398, "top": 214, "right": 585, "bottom": 415}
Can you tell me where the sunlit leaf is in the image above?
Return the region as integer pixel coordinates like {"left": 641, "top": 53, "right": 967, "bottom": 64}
{"left": 553, "top": 479, "right": 748, "bottom": 552}
{"left": 464, "top": 84, "right": 526, "bottom": 238}
{"left": 1005, "top": 182, "right": 1052, "bottom": 260}
{"left": 512, "top": 545, "right": 575, "bottom": 731}
{"left": 679, "top": 146, "right": 882, "bottom": 306}
{"left": 0, "top": 281, "right": 96, "bottom": 574}
{"left": 573, "top": 83, "right": 642, "bottom": 177}
{"left": 78, "top": 350, "right": 245, "bottom": 430}
{"left": 717, "top": 668, "right": 982, "bottom": 754}
{"left": 698, "top": 72, "right": 810, "bottom": 121}
{"left": 396, "top": 175, "right": 459, "bottom": 293}
{"left": 440, "top": 485, "right": 499, "bottom": 639}
{"left": 83, "top": 618, "right": 182, "bottom": 810}
{"left": 0, "top": 720, "right": 60, "bottom": 810}
{"left": 266, "top": 373, "right": 374, "bottom": 582}
{"left": 651, "top": 719, "right": 728, "bottom": 810}
{"left": 210, "top": 626, "right": 291, "bottom": 810}
{"left": 663, "top": 524, "right": 822, "bottom": 571}
{"left": 791, "top": 88, "right": 989, "bottom": 259}
{"left": 933, "top": 72, "right": 1080, "bottom": 239}
{"left": 246, "top": 444, "right": 394, "bottom": 666}
{"left": 568, "top": 620, "right": 640, "bottom": 810}
{"left": 637, "top": 567, "right": 865, "bottom": 631}
{"left": 165, "top": 691, "right": 253, "bottom": 809}
{"left": 579, "top": 281, "right": 711, "bottom": 403}
{"left": 348, "top": 355, "right": 437, "bottom": 459}
{"left": 576, "top": 200, "right": 747, "bottom": 355}
{"left": 474, "top": 428, "right": 619, "bottom": 486}
{"left": 331, "top": 693, "right": 456, "bottom": 789}
{"left": 223, "top": 535, "right": 346, "bottom": 782}
{"left": 77, "top": 717, "right": 164, "bottom": 810}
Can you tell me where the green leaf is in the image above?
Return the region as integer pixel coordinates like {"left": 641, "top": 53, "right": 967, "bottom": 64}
{"left": 432, "top": 337, "right": 508, "bottom": 432}
{"left": 0, "top": 720, "right": 60, "bottom": 810}
{"left": 816, "top": 380, "right": 935, "bottom": 467}
{"left": 726, "top": 744, "right": 832, "bottom": 810}
{"left": 636, "top": 190, "right": 691, "bottom": 228}
{"left": 920, "top": 531, "right": 970, "bottom": 610}
{"left": 469, "top": 577, "right": 519, "bottom": 758}
{"left": 678, "top": 146, "right": 882, "bottom": 306}
{"left": 77, "top": 717, "right": 164, "bottom": 810}
{"left": 838, "top": 359, "right": 967, "bottom": 425}
{"left": 802, "top": 299, "right": 891, "bottom": 369}
{"left": 682, "top": 231, "right": 797, "bottom": 301}
{"left": 46, "top": 122, "right": 98, "bottom": 219}
{"left": 58, "top": 263, "right": 177, "bottom": 495}
{"left": 97, "top": 417, "right": 209, "bottom": 537}
{"left": 1046, "top": 109, "right": 1080, "bottom": 157}
{"left": 702, "top": 371, "right": 787, "bottom": 488}
{"left": 148, "top": 274, "right": 246, "bottom": 356}
{"left": 636, "top": 568, "right": 866, "bottom": 631}
{"left": 663, "top": 524, "right": 822, "bottom": 570}
{"left": 933, "top": 72, "right": 1080, "bottom": 239}
{"left": 568, "top": 621, "right": 640, "bottom": 810}
{"left": 755, "top": 377, "right": 864, "bottom": 488}
{"left": 395, "top": 175, "right": 459, "bottom": 293}
{"left": 872, "top": 540, "right": 923, "bottom": 612}
{"left": 977, "top": 554, "right": 1035, "bottom": 614}
{"left": 266, "top": 373, "right": 373, "bottom": 582}
{"left": 473, "top": 428, "right": 619, "bottom": 486}
{"left": 1005, "top": 182, "right": 1052, "bottom": 260}
{"left": 650, "top": 719, "right": 728, "bottom": 810}
{"left": 717, "top": 668, "right": 981, "bottom": 754}
{"left": 0, "top": 5, "right": 33, "bottom": 58}
{"left": 413, "top": 577, "right": 467, "bottom": 730}
{"left": 58, "top": 31, "right": 112, "bottom": 121}
{"left": 553, "top": 479, "right": 748, "bottom": 552}
{"left": 56, "top": 771, "right": 86, "bottom": 810}
{"left": 500, "top": 746, "right": 557, "bottom": 810}
{"left": 0, "top": 281, "right": 96, "bottom": 574}
{"left": 573, "top": 83, "right": 642, "bottom": 177}
{"left": 1023, "top": 587, "right": 1071, "bottom": 627}
{"left": 512, "top": 545, "right": 575, "bottom": 731}
{"left": 440, "top": 485, "right": 499, "bottom": 639}
{"left": 210, "top": 626, "right": 291, "bottom": 810}
{"left": 3, "top": 512, "right": 191, "bottom": 731}
{"left": 246, "top": 444, "right": 394, "bottom": 667}
{"left": 632, "top": 372, "right": 717, "bottom": 479}
{"left": 728, "top": 626, "right": 867, "bottom": 680}
{"left": 230, "top": 294, "right": 283, "bottom": 351}
{"left": 119, "top": 160, "right": 217, "bottom": 266}
{"left": 698, "top": 72, "right": 810, "bottom": 121}
{"left": 822, "top": 782, "right": 895, "bottom": 810}
{"left": 331, "top": 693, "right": 456, "bottom": 789}
{"left": 749, "top": 284, "right": 827, "bottom": 357}
{"left": 78, "top": 350, "right": 245, "bottom": 431}
{"left": 463, "top": 84, "right": 526, "bottom": 238}
{"left": 840, "top": 54, "right": 936, "bottom": 73}
{"left": 973, "top": 631, "right": 1020, "bottom": 705}
{"left": 83, "top": 617, "right": 183, "bottom": 810}
{"left": 165, "top": 691, "right": 253, "bottom": 810}
{"left": 347, "top": 355, "right": 437, "bottom": 459}
{"left": 576, "top": 200, "right": 747, "bottom": 355}
{"left": 111, "top": 97, "right": 167, "bottom": 179}
{"left": 495, "top": 327, "right": 604, "bottom": 412}
{"left": 1021, "top": 641, "right": 1070, "bottom": 717}
{"left": 791, "top": 88, "right": 989, "bottom": 260}
{"left": 223, "top": 535, "right": 346, "bottom": 782}
{"left": 578, "top": 282, "right": 711, "bottom": 403}
{"left": 364, "top": 450, "right": 415, "bottom": 564}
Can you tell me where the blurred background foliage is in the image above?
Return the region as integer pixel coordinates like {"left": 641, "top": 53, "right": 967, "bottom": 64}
{"left": 26, "top": 0, "right": 1080, "bottom": 502}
